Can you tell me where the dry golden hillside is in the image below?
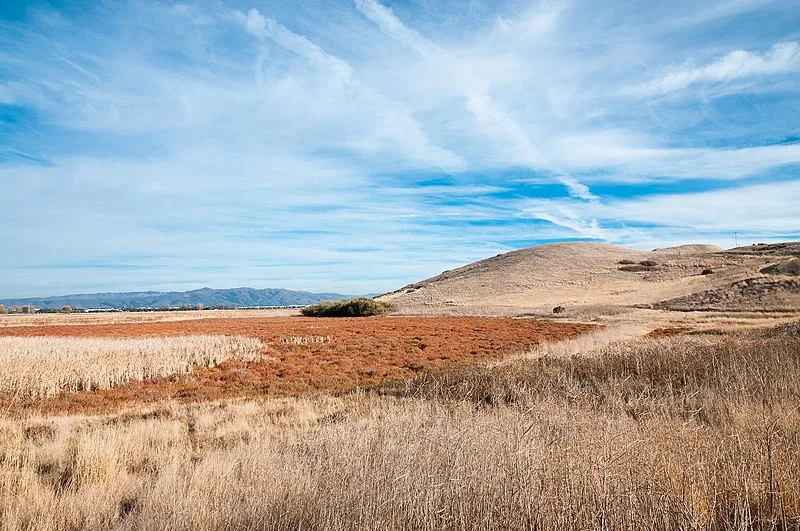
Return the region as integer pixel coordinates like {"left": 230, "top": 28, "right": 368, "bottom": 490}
{"left": 379, "top": 241, "right": 800, "bottom": 317}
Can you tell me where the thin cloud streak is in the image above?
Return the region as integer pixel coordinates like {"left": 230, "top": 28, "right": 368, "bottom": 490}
{"left": 354, "top": 0, "right": 600, "bottom": 206}
{"left": 630, "top": 41, "right": 800, "bottom": 95}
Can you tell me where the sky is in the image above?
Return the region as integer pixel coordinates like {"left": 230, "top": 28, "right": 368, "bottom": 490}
{"left": 1, "top": 0, "right": 799, "bottom": 298}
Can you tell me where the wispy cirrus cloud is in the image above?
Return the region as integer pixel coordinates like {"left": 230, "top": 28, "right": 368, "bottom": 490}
{"left": 548, "top": 132, "right": 800, "bottom": 181}
{"left": 233, "top": 6, "right": 462, "bottom": 172}
{"left": 522, "top": 178, "right": 800, "bottom": 248}
{"left": 629, "top": 41, "right": 800, "bottom": 96}
{"left": 354, "top": 0, "right": 599, "bottom": 205}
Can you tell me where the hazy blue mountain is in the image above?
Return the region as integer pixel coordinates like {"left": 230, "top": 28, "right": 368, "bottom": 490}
{"left": 0, "top": 287, "right": 351, "bottom": 310}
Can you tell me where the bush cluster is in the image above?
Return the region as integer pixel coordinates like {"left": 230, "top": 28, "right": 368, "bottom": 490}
{"left": 301, "top": 298, "right": 392, "bottom": 317}
{"left": 619, "top": 260, "right": 660, "bottom": 273}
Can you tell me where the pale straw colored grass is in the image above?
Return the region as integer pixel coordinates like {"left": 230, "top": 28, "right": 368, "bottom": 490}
{"left": 0, "top": 328, "right": 798, "bottom": 529}
{"left": 0, "top": 386, "right": 798, "bottom": 530}
{"left": 0, "top": 335, "right": 265, "bottom": 399}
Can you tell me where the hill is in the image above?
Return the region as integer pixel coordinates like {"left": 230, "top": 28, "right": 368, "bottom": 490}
{"left": 0, "top": 287, "right": 350, "bottom": 310}
{"left": 378, "top": 241, "right": 800, "bottom": 316}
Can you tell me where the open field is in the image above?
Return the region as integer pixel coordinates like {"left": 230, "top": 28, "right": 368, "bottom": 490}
{"left": 0, "top": 316, "right": 592, "bottom": 415}
{"left": 0, "top": 324, "right": 798, "bottom": 529}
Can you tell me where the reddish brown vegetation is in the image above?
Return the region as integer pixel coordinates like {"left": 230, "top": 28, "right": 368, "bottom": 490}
{"left": 645, "top": 326, "right": 692, "bottom": 338}
{"left": 0, "top": 316, "right": 593, "bottom": 415}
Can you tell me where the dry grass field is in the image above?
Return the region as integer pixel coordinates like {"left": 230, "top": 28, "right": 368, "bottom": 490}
{"left": 0, "top": 323, "right": 797, "bottom": 529}
{"left": 0, "top": 316, "right": 592, "bottom": 415}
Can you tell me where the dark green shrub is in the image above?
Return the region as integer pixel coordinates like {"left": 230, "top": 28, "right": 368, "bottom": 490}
{"left": 301, "top": 298, "right": 392, "bottom": 317}
{"left": 619, "top": 265, "right": 652, "bottom": 272}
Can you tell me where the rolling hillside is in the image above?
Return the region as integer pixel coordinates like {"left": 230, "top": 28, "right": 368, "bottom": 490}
{"left": 379, "top": 242, "right": 800, "bottom": 316}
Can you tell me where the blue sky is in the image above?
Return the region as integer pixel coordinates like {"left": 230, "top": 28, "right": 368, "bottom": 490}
{"left": 1, "top": 0, "right": 799, "bottom": 297}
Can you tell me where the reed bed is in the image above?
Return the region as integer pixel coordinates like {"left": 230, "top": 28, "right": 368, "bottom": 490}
{"left": 0, "top": 335, "right": 265, "bottom": 399}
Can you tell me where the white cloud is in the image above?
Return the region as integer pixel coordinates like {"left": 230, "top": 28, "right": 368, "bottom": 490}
{"left": 235, "top": 8, "right": 461, "bottom": 171}
{"left": 530, "top": 210, "right": 608, "bottom": 240}
{"left": 631, "top": 41, "right": 800, "bottom": 95}
{"left": 353, "top": 0, "right": 435, "bottom": 56}
{"left": 355, "top": 0, "right": 599, "bottom": 207}
{"left": 241, "top": 7, "right": 267, "bottom": 37}
{"left": 492, "top": 2, "right": 566, "bottom": 40}
{"left": 522, "top": 179, "right": 800, "bottom": 242}
{"left": 235, "top": 8, "right": 354, "bottom": 80}
{"left": 558, "top": 175, "right": 598, "bottom": 201}
{"left": 549, "top": 133, "right": 800, "bottom": 181}
{"left": 601, "top": 180, "right": 800, "bottom": 232}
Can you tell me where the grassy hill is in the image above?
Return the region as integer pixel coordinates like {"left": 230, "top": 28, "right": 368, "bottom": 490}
{"left": 379, "top": 241, "right": 800, "bottom": 316}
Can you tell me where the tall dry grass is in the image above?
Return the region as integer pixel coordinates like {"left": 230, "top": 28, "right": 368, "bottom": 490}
{"left": 0, "top": 326, "right": 798, "bottom": 529}
{"left": 403, "top": 332, "right": 800, "bottom": 418}
{"left": 0, "top": 335, "right": 265, "bottom": 399}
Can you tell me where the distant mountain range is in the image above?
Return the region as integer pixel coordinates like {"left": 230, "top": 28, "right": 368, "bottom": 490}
{"left": 0, "top": 287, "right": 351, "bottom": 310}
